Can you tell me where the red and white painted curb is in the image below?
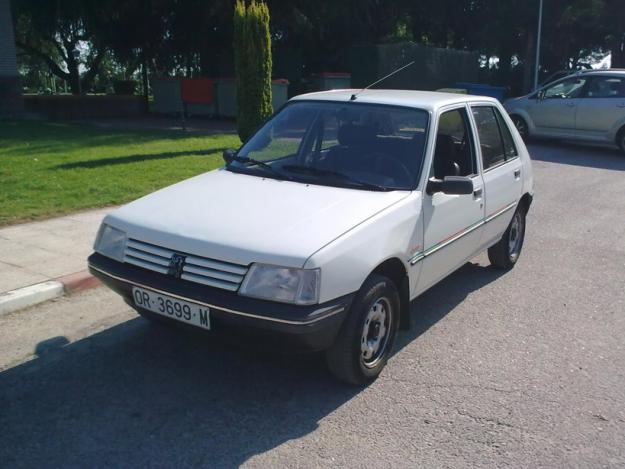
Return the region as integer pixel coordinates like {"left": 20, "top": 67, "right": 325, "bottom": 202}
{"left": 0, "top": 271, "right": 100, "bottom": 316}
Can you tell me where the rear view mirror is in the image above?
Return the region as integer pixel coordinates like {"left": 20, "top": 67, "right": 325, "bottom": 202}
{"left": 427, "top": 176, "right": 474, "bottom": 195}
{"left": 442, "top": 176, "right": 474, "bottom": 194}
{"left": 223, "top": 149, "right": 237, "bottom": 164}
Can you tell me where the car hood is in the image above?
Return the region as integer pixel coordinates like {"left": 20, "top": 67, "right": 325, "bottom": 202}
{"left": 104, "top": 169, "right": 410, "bottom": 267}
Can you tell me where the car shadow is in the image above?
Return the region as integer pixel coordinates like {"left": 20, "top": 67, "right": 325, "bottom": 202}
{"left": 0, "top": 261, "right": 505, "bottom": 467}
{"left": 52, "top": 148, "right": 230, "bottom": 170}
{"left": 397, "top": 261, "right": 507, "bottom": 352}
{"left": 0, "top": 317, "right": 357, "bottom": 467}
{"left": 528, "top": 141, "right": 625, "bottom": 171}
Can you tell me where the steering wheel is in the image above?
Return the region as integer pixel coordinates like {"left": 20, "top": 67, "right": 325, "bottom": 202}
{"left": 364, "top": 152, "right": 414, "bottom": 186}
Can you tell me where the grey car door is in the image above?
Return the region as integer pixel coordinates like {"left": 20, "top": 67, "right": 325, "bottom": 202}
{"left": 575, "top": 75, "right": 625, "bottom": 140}
{"left": 528, "top": 76, "right": 588, "bottom": 135}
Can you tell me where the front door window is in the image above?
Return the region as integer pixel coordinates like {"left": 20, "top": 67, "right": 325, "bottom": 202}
{"left": 543, "top": 77, "right": 588, "bottom": 99}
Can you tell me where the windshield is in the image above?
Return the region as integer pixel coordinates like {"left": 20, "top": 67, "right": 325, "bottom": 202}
{"left": 229, "top": 101, "right": 430, "bottom": 191}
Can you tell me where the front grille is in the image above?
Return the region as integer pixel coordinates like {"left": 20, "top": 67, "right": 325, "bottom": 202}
{"left": 124, "top": 239, "right": 248, "bottom": 292}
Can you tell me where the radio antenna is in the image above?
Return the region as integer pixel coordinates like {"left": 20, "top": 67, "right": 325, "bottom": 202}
{"left": 350, "top": 60, "right": 415, "bottom": 101}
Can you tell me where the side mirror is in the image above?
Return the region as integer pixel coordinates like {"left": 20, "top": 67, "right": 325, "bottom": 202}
{"left": 427, "top": 176, "right": 474, "bottom": 195}
{"left": 538, "top": 90, "right": 546, "bottom": 101}
{"left": 223, "top": 149, "right": 237, "bottom": 164}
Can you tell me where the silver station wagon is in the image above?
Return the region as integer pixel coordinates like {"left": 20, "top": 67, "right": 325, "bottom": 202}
{"left": 504, "top": 69, "right": 625, "bottom": 152}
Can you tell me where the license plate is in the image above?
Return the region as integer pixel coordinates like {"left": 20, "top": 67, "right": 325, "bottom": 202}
{"left": 132, "top": 287, "right": 211, "bottom": 330}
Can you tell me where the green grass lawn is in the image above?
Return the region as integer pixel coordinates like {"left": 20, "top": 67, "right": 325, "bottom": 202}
{"left": 0, "top": 120, "right": 240, "bottom": 226}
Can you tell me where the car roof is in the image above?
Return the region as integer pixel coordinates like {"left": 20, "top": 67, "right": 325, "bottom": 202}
{"left": 289, "top": 89, "right": 499, "bottom": 112}
{"left": 570, "top": 69, "right": 625, "bottom": 77}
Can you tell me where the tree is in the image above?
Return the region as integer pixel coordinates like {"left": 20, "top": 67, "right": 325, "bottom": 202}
{"left": 234, "top": 0, "right": 273, "bottom": 142}
{"left": 12, "top": 0, "right": 109, "bottom": 94}
{"left": 603, "top": 0, "right": 625, "bottom": 67}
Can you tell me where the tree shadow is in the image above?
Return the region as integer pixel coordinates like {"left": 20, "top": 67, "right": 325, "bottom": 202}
{"left": 51, "top": 148, "right": 229, "bottom": 170}
{"left": 0, "top": 120, "right": 236, "bottom": 158}
{"left": 0, "top": 261, "right": 505, "bottom": 467}
{"left": 528, "top": 141, "right": 625, "bottom": 172}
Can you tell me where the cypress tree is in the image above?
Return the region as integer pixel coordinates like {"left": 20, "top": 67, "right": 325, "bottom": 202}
{"left": 234, "top": 0, "right": 273, "bottom": 142}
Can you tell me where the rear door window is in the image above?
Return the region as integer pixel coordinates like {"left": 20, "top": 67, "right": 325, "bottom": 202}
{"left": 494, "top": 109, "right": 518, "bottom": 160}
{"left": 472, "top": 106, "right": 506, "bottom": 170}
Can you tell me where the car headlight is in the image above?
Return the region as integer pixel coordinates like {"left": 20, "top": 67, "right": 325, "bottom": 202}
{"left": 239, "top": 264, "right": 320, "bottom": 305}
{"left": 94, "top": 224, "right": 127, "bottom": 262}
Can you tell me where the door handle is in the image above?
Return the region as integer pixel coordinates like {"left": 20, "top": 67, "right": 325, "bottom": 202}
{"left": 565, "top": 102, "right": 576, "bottom": 107}
{"left": 514, "top": 169, "right": 521, "bottom": 179}
{"left": 473, "top": 188, "right": 483, "bottom": 199}
{"left": 617, "top": 103, "right": 625, "bottom": 108}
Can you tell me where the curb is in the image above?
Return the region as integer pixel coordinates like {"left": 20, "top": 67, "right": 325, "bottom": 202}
{"left": 0, "top": 271, "right": 100, "bottom": 317}
{"left": 58, "top": 271, "right": 101, "bottom": 294}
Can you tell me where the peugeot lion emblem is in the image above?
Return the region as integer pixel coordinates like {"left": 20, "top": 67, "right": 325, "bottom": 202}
{"left": 168, "top": 253, "right": 186, "bottom": 279}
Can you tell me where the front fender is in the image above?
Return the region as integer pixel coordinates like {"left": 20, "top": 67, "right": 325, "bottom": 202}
{"left": 304, "top": 193, "right": 423, "bottom": 303}
{"left": 609, "top": 116, "right": 625, "bottom": 141}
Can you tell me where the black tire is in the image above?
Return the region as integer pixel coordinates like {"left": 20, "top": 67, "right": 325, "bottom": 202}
{"left": 325, "top": 274, "right": 400, "bottom": 385}
{"left": 488, "top": 208, "right": 526, "bottom": 269}
{"left": 511, "top": 115, "right": 529, "bottom": 141}
{"left": 616, "top": 127, "right": 625, "bottom": 154}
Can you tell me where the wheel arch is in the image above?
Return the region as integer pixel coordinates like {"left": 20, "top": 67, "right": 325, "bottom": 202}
{"left": 519, "top": 192, "right": 533, "bottom": 215}
{"left": 370, "top": 257, "right": 411, "bottom": 331}
{"left": 616, "top": 124, "right": 625, "bottom": 150}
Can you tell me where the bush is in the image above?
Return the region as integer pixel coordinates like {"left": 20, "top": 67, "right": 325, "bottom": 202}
{"left": 113, "top": 80, "right": 137, "bottom": 95}
{"left": 233, "top": 0, "right": 273, "bottom": 142}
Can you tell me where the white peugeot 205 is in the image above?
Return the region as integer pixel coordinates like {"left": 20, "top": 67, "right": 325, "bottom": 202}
{"left": 89, "top": 89, "right": 533, "bottom": 385}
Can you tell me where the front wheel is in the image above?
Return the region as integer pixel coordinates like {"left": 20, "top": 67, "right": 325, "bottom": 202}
{"left": 488, "top": 208, "right": 526, "bottom": 269}
{"left": 617, "top": 127, "right": 625, "bottom": 154}
{"left": 326, "top": 275, "right": 400, "bottom": 385}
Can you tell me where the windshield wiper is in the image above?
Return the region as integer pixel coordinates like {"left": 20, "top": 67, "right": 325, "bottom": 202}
{"left": 227, "top": 156, "right": 292, "bottom": 181}
{"left": 281, "top": 164, "right": 388, "bottom": 191}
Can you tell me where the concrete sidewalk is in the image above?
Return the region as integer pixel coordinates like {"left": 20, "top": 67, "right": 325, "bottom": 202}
{"left": 0, "top": 208, "right": 111, "bottom": 296}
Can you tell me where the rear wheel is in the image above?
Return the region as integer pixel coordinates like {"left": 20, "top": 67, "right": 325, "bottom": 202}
{"left": 488, "top": 208, "right": 526, "bottom": 269}
{"left": 511, "top": 115, "right": 529, "bottom": 141}
{"left": 326, "top": 275, "right": 400, "bottom": 385}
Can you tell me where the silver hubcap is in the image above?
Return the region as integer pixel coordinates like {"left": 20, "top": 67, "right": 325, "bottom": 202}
{"left": 508, "top": 213, "right": 523, "bottom": 260}
{"left": 361, "top": 298, "right": 392, "bottom": 368}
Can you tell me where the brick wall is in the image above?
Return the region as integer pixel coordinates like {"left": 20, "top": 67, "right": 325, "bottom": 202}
{"left": 0, "top": 0, "right": 23, "bottom": 114}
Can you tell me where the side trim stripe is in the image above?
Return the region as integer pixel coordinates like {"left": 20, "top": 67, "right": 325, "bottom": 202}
{"left": 484, "top": 201, "right": 517, "bottom": 223}
{"left": 88, "top": 265, "right": 345, "bottom": 325}
{"left": 409, "top": 201, "right": 517, "bottom": 265}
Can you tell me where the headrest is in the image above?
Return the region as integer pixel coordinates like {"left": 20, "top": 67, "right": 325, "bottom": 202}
{"left": 435, "top": 134, "right": 456, "bottom": 154}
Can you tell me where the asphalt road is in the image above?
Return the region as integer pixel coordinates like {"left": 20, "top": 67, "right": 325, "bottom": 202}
{"left": 1, "top": 142, "right": 624, "bottom": 468}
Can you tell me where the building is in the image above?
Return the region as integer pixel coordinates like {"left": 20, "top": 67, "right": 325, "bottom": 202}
{"left": 0, "top": 0, "right": 23, "bottom": 115}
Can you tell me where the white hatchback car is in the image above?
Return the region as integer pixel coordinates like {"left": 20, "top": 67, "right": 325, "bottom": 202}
{"left": 504, "top": 69, "right": 625, "bottom": 152}
{"left": 89, "top": 90, "right": 534, "bottom": 384}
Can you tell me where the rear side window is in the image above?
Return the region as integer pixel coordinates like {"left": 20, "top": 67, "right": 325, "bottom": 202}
{"left": 472, "top": 106, "right": 517, "bottom": 170}
{"left": 586, "top": 76, "right": 625, "bottom": 98}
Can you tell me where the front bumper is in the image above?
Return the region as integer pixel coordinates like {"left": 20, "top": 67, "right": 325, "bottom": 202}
{"left": 88, "top": 253, "right": 353, "bottom": 351}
